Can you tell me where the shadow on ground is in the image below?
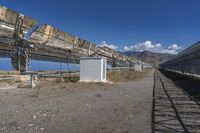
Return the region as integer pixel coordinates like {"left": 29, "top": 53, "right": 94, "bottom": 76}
{"left": 152, "top": 70, "right": 200, "bottom": 133}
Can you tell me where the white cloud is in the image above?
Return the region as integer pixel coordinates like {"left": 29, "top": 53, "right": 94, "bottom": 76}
{"left": 98, "top": 41, "right": 118, "bottom": 50}
{"left": 123, "top": 41, "right": 162, "bottom": 52}
{"left": 168, "top": 44, "right": 181, "bottom": 50}
{"left": 164, "top": 44, "right": 181, "bottom": 54}
{"left": 124, "top": 41, "right": 181, "bottom": 54}
{"left": 155, "top": 43, "right": 162, "bottom": 48}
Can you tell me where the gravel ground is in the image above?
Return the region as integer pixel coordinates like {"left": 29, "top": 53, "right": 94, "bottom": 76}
{"left": 0, "top": 70, "right": 154, "bottom": 133}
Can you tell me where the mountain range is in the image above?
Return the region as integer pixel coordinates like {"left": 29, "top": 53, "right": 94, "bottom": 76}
{"left": 122, "top": 50, "right": 175, "bottom": 66}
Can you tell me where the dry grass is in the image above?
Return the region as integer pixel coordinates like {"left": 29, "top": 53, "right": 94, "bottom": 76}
{"left": 0, "top": 71, "right": 20, "bottom": 75}
{"left": 107, "top": 69, "right": 150, "bottom": 82}
{"left": 53, "top": 77, "right": 79, "bottom": 83}
{"left": 0, "top": 78, "right": 16, "bottom": 85}
{"left": 64, "top": 77, "right": 79, "bottom": 83}
{"left": 0, "top": 71, "right": 21, "bottom": 85}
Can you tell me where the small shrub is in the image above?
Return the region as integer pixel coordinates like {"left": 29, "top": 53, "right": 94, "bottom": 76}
{"left": 54, "top": 78, "right": 63, "bottom": 83}
{"left": 64, "top": 77, "right": 79, "bottom": 83}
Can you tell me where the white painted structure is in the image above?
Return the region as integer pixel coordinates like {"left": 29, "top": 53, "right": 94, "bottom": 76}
{"left": 134, "top": 63, "right": 142, "bottom": 71}
{"left": 80, "top": 57, "right": 107, "bottom": 82}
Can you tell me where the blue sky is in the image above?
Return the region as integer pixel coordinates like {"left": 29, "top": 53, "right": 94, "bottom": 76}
{"left": 1, "top": 0, "right": 200, "bottom": 54}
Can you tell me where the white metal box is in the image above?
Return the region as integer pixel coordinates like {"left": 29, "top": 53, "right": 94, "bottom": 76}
{"left": 80, "top": 57, "right": 107, "bottom": 82}
{"left": 134, "top": 63, "right": 142, "bottom": 71}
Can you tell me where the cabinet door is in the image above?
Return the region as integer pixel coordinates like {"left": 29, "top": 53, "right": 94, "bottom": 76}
{"left": 102, "top": 59, "right": 106, "bottom": 80}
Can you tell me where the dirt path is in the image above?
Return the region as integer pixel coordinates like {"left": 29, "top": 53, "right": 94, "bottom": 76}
{"left": 0, "top": 70, "right": 154, "bottom": 133}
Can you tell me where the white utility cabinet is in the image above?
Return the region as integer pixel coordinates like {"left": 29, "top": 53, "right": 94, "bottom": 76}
{"left": 80, "top": 57, "right": 107, "bottom": 82}
{"left": 134, "top": 63, "right": 142, "bottom": 71}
